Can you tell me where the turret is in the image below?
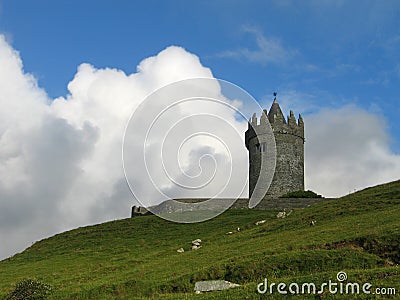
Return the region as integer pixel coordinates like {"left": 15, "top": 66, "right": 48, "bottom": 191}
{"left": 268, "top": 99, "right": 286, "bottom": 125}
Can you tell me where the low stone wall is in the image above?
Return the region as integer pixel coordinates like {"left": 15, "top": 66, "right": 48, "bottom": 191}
{"left": 230, "top": 197, "right": 334, "bottom": 210}
{"left": 131, "top": 197, "right": 335, "bottom": 217}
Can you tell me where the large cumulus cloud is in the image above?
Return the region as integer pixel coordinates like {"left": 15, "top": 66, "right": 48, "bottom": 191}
{"left": 305, "top": 105, "right": 400, "bottom": 197}
{"left": 0, "top": 37, "right": 248, "bottom": 259}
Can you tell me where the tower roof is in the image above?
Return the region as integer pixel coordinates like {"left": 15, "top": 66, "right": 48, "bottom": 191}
{"left": 268, "top": 98, "right": 286, "bottom": 124}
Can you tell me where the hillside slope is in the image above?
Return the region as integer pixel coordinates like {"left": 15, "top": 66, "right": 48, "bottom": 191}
{"left": 1, "top": 180, "right": 399, "bottom": 299}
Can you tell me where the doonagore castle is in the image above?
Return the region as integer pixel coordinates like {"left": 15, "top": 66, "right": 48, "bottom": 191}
{"left": 245, "top": 96, "right": 305, "bottom": 198}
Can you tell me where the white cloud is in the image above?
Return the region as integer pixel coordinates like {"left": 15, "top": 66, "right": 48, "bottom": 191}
{"left": 305, "top": 105, "right": 400, "bottom": 197}
{"left": 218, "top": 26, "right": 296, "bottom": 64}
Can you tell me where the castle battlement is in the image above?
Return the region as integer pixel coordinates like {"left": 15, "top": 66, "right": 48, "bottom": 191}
{"left": 246, "top": 101, "right": 304, "bottom": 142}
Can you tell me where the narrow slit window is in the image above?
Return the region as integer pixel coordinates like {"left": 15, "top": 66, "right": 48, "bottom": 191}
{"left": 255, "top": 142, "right": 266, "bottom": 153}
{"left": 260, "top": 142, "right": 266, "bottom": 152}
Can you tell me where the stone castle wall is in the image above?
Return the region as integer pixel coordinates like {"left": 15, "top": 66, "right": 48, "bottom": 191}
{"left": 245, "top": 119, "right": 276, "bottom": 200}
{"left": 269, "top": 129, "right": 304, "bottom": 196}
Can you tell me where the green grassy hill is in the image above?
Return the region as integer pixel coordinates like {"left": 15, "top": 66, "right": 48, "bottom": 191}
{"left": 1, "top": 180, "right": 400, "bottom": 299}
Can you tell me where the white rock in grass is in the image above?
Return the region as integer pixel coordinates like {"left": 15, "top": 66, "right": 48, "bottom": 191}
{"left": 255, "top": 220, "right": 266, "bottom": 225}
{"left": 276, "top": 211, "right": 286, "bottom": 218}
{"left": 194, "top": 280, "right": 240, "bottom": 292}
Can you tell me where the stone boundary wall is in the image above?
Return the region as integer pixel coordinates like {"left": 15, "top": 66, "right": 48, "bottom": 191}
{"left": 131, "top": 198, "right": 335, "bottom": 217}
{"left": 230, "top": 197, "right": 334, "bottom": 210}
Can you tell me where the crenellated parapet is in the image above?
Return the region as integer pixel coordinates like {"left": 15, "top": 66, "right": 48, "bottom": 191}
{"left": 267, "top": 99, "right": 304, "bottom": 140}
{"left": 271, "top": 111, "right": 304, "bottom": 141}
{"left": 245, "top": 107, "right": 304, "bottom": 150}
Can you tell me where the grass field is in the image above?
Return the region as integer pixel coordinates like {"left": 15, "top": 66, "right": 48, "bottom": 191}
{"left": 1, "top": 180, "right": 399, "bottom": 299}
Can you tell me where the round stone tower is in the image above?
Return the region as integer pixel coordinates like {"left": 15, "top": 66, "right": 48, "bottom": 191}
{"left": 245, "top": 96, "right": 304, "bottom": 199}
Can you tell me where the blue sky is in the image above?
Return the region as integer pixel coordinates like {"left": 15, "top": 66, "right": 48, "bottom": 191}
{"left": 1, "top": 0, "right": 399, "bottom": 152}
{"left": 0, "top": 0, "right": 400, "bottom": 259}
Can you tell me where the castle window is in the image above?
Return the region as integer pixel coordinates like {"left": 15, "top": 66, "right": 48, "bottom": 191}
{"left": 255, "top": 142, "right": 266, "bottom": 153}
